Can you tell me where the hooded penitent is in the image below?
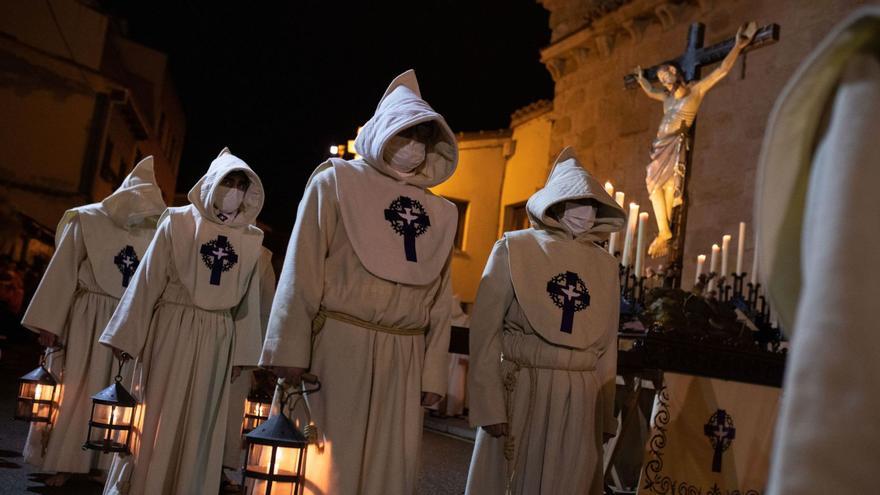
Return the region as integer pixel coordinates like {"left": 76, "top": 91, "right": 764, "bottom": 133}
{"left": 509, "top": 146, "right": 625, "bottom": 349}
{"left": 756, "top": 8, "right": 880, "bottom": 495}
{"left": 20, "top": 156, "right": 165, "bottom": 474}
{"left": 99, "top": 148, "right": 266, "bottom": 495}
{"left": 310, "top": 69, "right": 459, "bottom": 285}
{"left": 260, "top": 70, "right": 456, "bottom": 495}
{"left": 466, "top": 147, "right": 625, "bottom": 495}
{"left": 54, "top": 156, "right": 166, "bottom": 299}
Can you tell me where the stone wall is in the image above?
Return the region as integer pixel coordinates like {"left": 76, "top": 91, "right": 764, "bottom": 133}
{"left": 539, "top": 0, "right": 873, "bottom": 285}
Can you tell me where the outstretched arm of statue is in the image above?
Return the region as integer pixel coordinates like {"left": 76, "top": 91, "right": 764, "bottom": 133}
{"left": 697, "top": 21, "right": 758, "bottom": 93}
{"left": 633, "top": 65, "right": 666, "bottom": 101}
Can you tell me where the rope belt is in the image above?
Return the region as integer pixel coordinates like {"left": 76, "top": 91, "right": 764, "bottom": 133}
{"left": 311, "top": 308, "right": 426, "bottom": 336}
{"left": 154, "top": 298, "right": 232, "bottom": 316}
{"left": 501, "top": 356, "right": 597, "bottom": 494}
{"left": 74, "top": 286, "right": 118, "bottom": 300}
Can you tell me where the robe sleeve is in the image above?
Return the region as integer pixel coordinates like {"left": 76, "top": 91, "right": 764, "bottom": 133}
{"left": 421, "top": 253, "right": 453, "bottom": 396}
{"left": 20, "top": 215, "right": 85, "bottom": 340}
{"left": 260, "top": 168, "right": 336, "bottom": 369}
{"left": 597, "top": 273, "right": 620, "bottom": 436}
{"left": 467, "top": 239, "right": 514, "bottom": 427}
{"left": 98, "top": 216, "right": 171, "bottom": 358}
{"left": 259, "top": 253, "right": 277, "bottom": 336}
{"left": 231, "top": 265, "right": 264, "bottom": 367}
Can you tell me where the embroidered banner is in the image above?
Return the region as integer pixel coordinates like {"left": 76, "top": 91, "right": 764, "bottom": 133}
{"left": 638, "top": 373, "right": 781, "bottom": 495}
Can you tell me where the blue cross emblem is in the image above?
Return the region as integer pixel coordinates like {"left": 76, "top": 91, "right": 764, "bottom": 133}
{"left": 384, "top": 196, "right": 430, "bottom": 262}
{"left": 199, "top": 235, "right": 239, "bottom": 286}
{"left": 113, "top": 245, "right": 139, "bottom": 287}
{"left": 704, "top": 409, "right": 736, "bottom": 473}
{"left": 546, "top": 271, "right": 590, "bottom": 333}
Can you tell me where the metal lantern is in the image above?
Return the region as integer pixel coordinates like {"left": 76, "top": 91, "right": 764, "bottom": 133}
{"left": 14, "top": 350, "right": 60, "bottom": 423}
{"left": 242, "top": 374, "right": 321, "bottom": 495}
{"left": 83, "top": 358, "right": 137, "bottom": 454}
{"left": 242, "top": 389, "right": 273, "bottom": 435}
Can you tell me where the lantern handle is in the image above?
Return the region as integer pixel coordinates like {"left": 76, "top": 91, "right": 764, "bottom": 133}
{"left": 40, "top": 346, "right": 63, "bottom": 367}
{"left": 114, "top": 353, "right": 131, "bottom": 383}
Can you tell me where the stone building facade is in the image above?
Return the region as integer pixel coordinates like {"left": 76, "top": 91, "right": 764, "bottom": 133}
{"left": 538, "top": 0, "right": 872, "bottom": 285}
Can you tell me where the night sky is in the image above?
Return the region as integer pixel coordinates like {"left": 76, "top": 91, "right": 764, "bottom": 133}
{"left": 109, "top": 1, "right": 553, "bottom": 231}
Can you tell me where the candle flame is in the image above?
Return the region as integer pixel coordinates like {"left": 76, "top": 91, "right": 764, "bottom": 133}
{"left": 698, "top": 254, "right": 706, "bottom": 262}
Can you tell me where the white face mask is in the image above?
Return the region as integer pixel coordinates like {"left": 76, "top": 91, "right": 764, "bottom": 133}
{"left": 557, "top": 201, "right": 597, "bottom": 235}
{"left": 215, "top": 185, "right": 245, "bottom": 222}
{"left": 384, "top": 135, "right": 426, "bottom": 174}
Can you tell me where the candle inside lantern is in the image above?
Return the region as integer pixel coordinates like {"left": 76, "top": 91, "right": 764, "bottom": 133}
{"left": 621, "top": 203, "right": 639, "bottom": 267}
{"left": 721, "top": 234, "right": 731, "bottom": 277}
{"left": 736, "top": 222, "right": 746, "bottom": 274}
{"left": 634, "top": 212, "right": 649, "bottom": 277}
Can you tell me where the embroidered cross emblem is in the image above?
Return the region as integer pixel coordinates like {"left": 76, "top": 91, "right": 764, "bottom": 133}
{"left": 384, "top": 196, "right": 430, "bottom": 262}
{"left": 704, "top": 409, "right": 736, "bottom": 473}
{"left": 113, "top": 245, "right": 139, "bottom": 288}
{"left": 199, "top": 235, "right": 239, "bottom": 286}
{"left": 546, "top": 271, "right": 590, "bottom": 333}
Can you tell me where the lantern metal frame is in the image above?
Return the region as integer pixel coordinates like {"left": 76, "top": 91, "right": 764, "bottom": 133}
{"left": 82, "top": 356, "right": 138, "bottom": 454}
{"left": 242, "top": 388, "right": 273, "bottom": 435}
{"left": 241, "top": 374, "right": 321, "bottom": 495}
{"left": 14, "top": 348, "right": 61, "bottom": 423}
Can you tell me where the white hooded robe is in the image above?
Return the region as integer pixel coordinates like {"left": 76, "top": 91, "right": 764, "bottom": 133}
{"left": 756, "top": 8, "right": 880, "bottom": 494}
{"left": 466, "top": 148, "right": 625, "bottom": 495}
{"left": 99, "top": 149, "right": 266, "bottom": 495}
{"left": 259, "top": 70, "right": 458, "bottom": 495}
{"left": 223, "top": 247, "right": 276, "bottom": 470}
{"left": 20, "top": 157, "right": 166, "bottom": 474}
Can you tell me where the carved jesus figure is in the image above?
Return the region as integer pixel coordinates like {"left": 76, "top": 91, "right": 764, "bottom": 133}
{"left": 634, "top": 21, "right": 757, "bottom": 257}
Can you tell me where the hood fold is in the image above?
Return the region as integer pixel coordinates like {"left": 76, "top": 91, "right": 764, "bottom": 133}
{"left": 354, "top": 69, "right": 458, "bottom": 188}
{"left": 525, "top": 147, "right": 626, "bottom": 240}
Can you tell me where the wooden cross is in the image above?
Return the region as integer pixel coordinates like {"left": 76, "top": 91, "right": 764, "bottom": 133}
{"left": 623, "top": 23, "right": 780, "bottom": 88}
{"left": 622, "top": 22, "right": 779, "bottom": 286}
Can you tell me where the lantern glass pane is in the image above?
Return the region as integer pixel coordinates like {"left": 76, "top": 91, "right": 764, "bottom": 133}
{"left": 93, "top": 404, "right": 134, "bottom": 426}
{"left": 244, "top": 478, "right": 295, "bottom": 495}
{"left": 18, "top": 382, "right": 36, "bottom": 399}
{"left": 245, "top": 444, "right": 303, "bottom": 477}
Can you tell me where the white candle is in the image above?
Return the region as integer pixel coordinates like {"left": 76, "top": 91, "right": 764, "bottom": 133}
{"left": 736, "top": 222, "right": 746, "bottom": 274}
{"left": 621, "top": 203, "right": 639, "bottom": 267}
{"left": 750, "top": 241, "right": 759, "bottom": 286}
{"left": 695, "top": 254, "right": 706, "bottom": 285}
{"left": 607, "top": 192, "right": 625, "bottom": 257}
{"left": 635, "top": 212, "right": 649, "bottom": 277}
{"left": 709, "top": 243, "right": 720, "bottom": 292}
{"left": 604, "top": 181, "right": 614, "bottom": 197}
{"left": 721, "top": 234, "right": 731, "bottom": 277}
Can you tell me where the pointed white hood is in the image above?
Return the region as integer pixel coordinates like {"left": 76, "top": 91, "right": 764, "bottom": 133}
{"left": 164, "top": 147, "right": 265, "bottom": 310}
{"left": 99, "top": 156, "right": 167, "bottom": 229}
{"left": 525, "top": 147, "right": 626, "bottom": 241}
{"left": 56, "top": 156, "right": 167, "bottom": 298}
{"left": 354, "top": 69, "right": 458, "bottom": 188}
{"left": 187, "top": 147, "right": 264, "bottom": 228}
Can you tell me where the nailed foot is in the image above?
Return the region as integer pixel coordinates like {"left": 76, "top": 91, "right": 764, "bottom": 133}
{"left": 648, "top": 232, "right": 672, "bottom": 258}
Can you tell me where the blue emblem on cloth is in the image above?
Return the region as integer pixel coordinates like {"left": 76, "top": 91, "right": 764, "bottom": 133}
{"left": 384, "top": 196, "right": 430, "bottom": 262}
{"left": 113, "top": 245, "right": 139, "bottom": 287}
{"left": 546, "top": 271, "right": 590, "bottom": 333}
{"left": 704, "top": 409, "right": 736, "bottom": 473}
{"left": 199, "top": 235, "right": 238, "bottom": 286}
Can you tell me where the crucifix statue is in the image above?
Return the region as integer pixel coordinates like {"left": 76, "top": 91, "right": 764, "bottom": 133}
{"left": 624, "top": 21, "right": 780, "bottom": 265}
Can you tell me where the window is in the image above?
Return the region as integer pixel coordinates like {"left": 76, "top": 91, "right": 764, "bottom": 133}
{"left": 503, "top": 201, "right": 530, "bottom": 233}
{"left": 446, "top": 198, "right": 469, "bottom": 251}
